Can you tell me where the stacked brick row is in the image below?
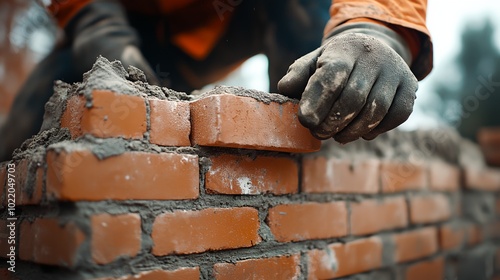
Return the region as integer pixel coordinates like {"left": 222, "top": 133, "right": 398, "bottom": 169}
{"left": 1, "top": 83, "right": 500, "bottom": 279}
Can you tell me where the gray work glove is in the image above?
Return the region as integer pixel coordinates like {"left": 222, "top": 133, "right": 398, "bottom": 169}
{"left": 278, "top": 22, "right": 417, "bottom": 143}
{"left": 67, "top": 0, "right": 159, "bottom": 84}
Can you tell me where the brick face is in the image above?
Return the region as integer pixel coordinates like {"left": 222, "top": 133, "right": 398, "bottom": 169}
{"left": 428, "top": 161, "right": 460, "bottom": 191}
{"left": 393, "top": 227, "right": 438, "bottom": 263}
{"left": 267, "top": 202, "right": 347, "bottom": 242}
{"left": 409, "top": 194, "right": 452, "bottom": 224}
{"left": 91, "top": 213, "right": 142, "bottom": 264}
{"left": 19, "top": 219, "right": 85, "bottom": 267}
{"left": 439, "top": 223, "right": 465, "bottom": 251}
{"left": 213, "top": 255, "right": 300, "bottom": 280}
{"left": 205, "top": 154, "right": 298, "bottom": 195}
{"left": 0, "top": 164, "right": 6, "bottom": 208}
{"left": 380, "top": 161, "right": 427, "bottom": 192}
{"left": 46, "top": 150, "right": 199, "bottom": 201}
{"left": 405, "top": 257, "right": 444, "bottom": 280}
{"left": 464, "top": 167, "right": 500, "bottom": 191}
{"left": 149, "top": 99, "right": 191, "bottom": 146}
{"left": 12, "top": 160, "right": 43, "bottom": 205}
{"left": 308, "top": 237, "right": 383, "bottom": 279}
{"left": 151, "top": 207, "right": 261, "bottom": 255}
{"left": 97, "top": 267, "right": 200, "bottom": 280}
{"left": 61, "top": 90, "right": 147, "bottom": 139}
{"left": 350, "top": 196, "right": 408, "bottom": 236}
{"left": 302, "top": 158, "right": 380, "bottom": 194}
{"left": 190, "top": 94, "right": 320, "bottom": 152}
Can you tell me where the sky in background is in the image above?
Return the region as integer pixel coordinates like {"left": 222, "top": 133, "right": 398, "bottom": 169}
{"left": 404, "top": 0, "right": 500, "bottom": 129}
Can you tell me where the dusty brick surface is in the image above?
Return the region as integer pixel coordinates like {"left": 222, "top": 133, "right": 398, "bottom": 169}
{"left": 19, "top": 219, "right": 85, "bottom": 267}
{"left": 302, "top": 158, "right": 380, "bottom": 194}
{"left": 205, "top": 154, "right": 298, "bottom": 195}
{"left": 308, "top": 237, "right": 383, "bottom": 279}
{"left": 464, "top": 166, "right": 500, "bottom": 191}
{"left": 428, "top": 161, "right": 460, "bottom": 191}
{"left": 96, "top": 267, "right": 200, "bottom": 280}
{"left": 61, "top": 90, "right": 147, "bottom": 139}
{"left": 393, "top": 227, "right": 438, "bottom": 263}
{"left": 190, "top": 94, "right": 320, "bottom": 152}
{"left": 213, "top": 254, "right": 300, "bottom": 280}
{"left": 350, "top": 196, "right": 408, "bottom": 235}
{"left": 149, "top": 99, "right": 191, "bottom": 146}
{"left": 0, "top": 163, "right": 5, "bottom": 208}
{"left": 267, "top": 202, "right": 347, "bottom": 242}
{"left": 91, "top": 213, "right": 142, "bottom": 264}
{"left": 12, "top": 160, "right": 43, "bottom": 205}
{"left": 465, "top": 224, "right": 482, "bottom": 246}
{"left": 151, "top": 207, "right": 261, "bottom": 255}
{"left": 46, "top": 150, "right": 199, "bottom": 201}
{"left": 409, "top": 194, "right": 452, "bottom": 224}
{"left": 405, "top": 257, "right": 444, "bottom": 280}
{"left": 380, "top": 161, "right": 427, "bottom": 192}
{"left": 439, "top": 223, "right": 465, "bottom": 251}
{"left": 0, "top": 220, "right": 11, "bottom": 257}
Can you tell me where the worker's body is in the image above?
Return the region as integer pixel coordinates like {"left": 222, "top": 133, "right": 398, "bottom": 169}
{"left": 0, "top": 0, "right": 433, "bottom": 161}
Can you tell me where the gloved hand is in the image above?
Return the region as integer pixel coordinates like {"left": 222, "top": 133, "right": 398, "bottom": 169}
{"left": 67, "top": 0, "right": 160, "bottom": 84}
{"left": 278, "top": 22, "right": 417, "bottom": 143}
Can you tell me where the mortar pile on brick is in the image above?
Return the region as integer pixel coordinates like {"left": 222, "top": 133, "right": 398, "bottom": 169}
{"left": 1, "top": 57, "right": 500, "bottom": 280}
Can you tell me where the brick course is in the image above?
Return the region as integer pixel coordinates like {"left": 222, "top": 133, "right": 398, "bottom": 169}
{"left": 3, "top": 78, "right": 499, "bottom": 279}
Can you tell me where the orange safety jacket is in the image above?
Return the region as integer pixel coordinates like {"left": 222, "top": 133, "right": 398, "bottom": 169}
{"left": 48, "top": 0, "right": 432, "bottom": 80}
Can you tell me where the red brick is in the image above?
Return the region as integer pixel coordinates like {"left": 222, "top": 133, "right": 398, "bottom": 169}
{"left": 190, "top": 94, "right": 320, "bottom": 153}
{"left": 267, "top": 202, "right": 347, "bottom": 242}
{"left": 464, "top": 167, "right": 500, "bottom": 191}
{"left": 350, "top": 196, "right": 408, "bottom": 236}
{"left": 61, "top": 90, "right": 147, "bottom": 139}
{"left": 12, "top": 160, "right": 43, "bottom": 205}
{"left": 213, "top": 254, "right": 300, "bottom": 280}
{"left": 302, "top": 158, "right": 380, "bottom": 194}
{"left": 428, "top": 161, "right": 460, "bottom": 191}
{"left": 439, "top": 223, "right": 465, "bottom": 251}
{"left": 96, "top": 267, "right": 200, "bottom": 280}
{"left": 465, "top": 224, "right": 482, "bottom": 246}
{"left": 149, "top": 99, "right": 190, "bottom": 146}
{"left": 380, "top": 161, "right": 427, "bottom": 192}
{"left": 46, "top": 150, "right": 199, "bottom": 201}
{"left": 0, "top": 268, "right": 20, "bottom": 280}
{"left": 393, "top": 227, "right": 438, "bottom": 263}
{"left": 19, "top": 219, "right": 85, "bottom": 267}
{"left": 151, "top": 207, "right": 260, "bottom": 255}
{"left": 0, "top": 163, "right": 5, "bottom": 208}
{"left": 409, "top": 194, "right": 451, "bottom": 224}
{"left": 405, "top": 257, "right": 444, "bottom": 280}
{"left": 0, "top": 220, "right": 13, "bottom": 257}
{"left": 205, "top": 154, "right": 298, "bottom": 195}
{"left": 478, "top": 127, "right": 500, "bottom": 166}
{"left": 308, "top": 237, "right": 383, "bottom": 279}
{"left": 91, "top": 213, "right": 141, "bottom": 264}
{"left": 18, "top": 221, "right": 32, "bottom": 261}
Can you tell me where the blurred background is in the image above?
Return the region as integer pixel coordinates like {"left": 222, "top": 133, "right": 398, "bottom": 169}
{"left": 0, "top": 0, "right": 499, "bottom": 142}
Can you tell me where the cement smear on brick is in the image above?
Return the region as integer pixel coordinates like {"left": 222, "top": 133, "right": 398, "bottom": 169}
{"left": 313, "top": 126, "right": 486, "bottom": 167}
{"left": 194, "top": 85, "right": 297, "bottom": 104}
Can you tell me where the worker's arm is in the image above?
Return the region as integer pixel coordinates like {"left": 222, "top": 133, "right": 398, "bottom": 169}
{"left": 47, "top": 0, "right": 160, "bottom": 84}
{"left": 278, "top": 0, "right": 433, "bottom": 143}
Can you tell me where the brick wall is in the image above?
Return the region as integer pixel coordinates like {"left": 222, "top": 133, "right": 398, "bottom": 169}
{"left": 1, "top": 58, "right": 500, "bottom": 280}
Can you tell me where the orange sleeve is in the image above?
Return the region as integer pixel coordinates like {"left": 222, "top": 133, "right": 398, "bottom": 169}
{"left": 48, "top": 0, "right": 92, "bottom": 28}
{"left": 324, "top": 0, "right": 433, "bottom": 80}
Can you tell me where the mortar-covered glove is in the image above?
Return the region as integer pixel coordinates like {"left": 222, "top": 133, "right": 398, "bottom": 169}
{"left": 67, "top": 0, "right": 160, "bottom": 84}
{"left": 278, "top": 22, "right": 417, "bottom": 143}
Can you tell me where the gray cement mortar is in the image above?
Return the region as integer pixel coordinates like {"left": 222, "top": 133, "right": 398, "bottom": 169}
{"left": 7, "top": 56, "right": 494, "bottom": 280}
